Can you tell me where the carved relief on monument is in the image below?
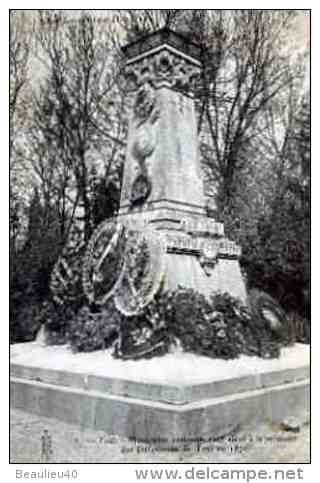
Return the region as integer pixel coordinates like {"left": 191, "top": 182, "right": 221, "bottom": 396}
{"left": 165, "top": 232, "right": 241, "bottom": 258}
{"left": 130, "top": 82, "right": 160, "bottom": 207}
{"left": 180, "top": 217, "right": 224, "bottom": 237}
{"left": 164, "top": 231, "right": 241, "bottom": 276}
{"left": 199, "top": 245, "right": 219, "bottom": 277}
{"left": 133, "top": 82, "right": 160, "bottom": 127}
{"left": 130, "top": 173, "right": 152, "bottom": 206}
{"left": 125, "top": 50, "right": 201, "bottom": 92}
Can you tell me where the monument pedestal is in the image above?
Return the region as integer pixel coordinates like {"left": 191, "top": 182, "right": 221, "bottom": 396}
{"left": 11, "top": 342, "right": 309, "bottom": 441}
{"left": 117, "top": 207, "right": 247, "bottom": 303}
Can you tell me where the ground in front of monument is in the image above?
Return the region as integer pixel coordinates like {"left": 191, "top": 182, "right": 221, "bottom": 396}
{"left": 11, "top": 342, "right": 310, "bottom": 463}
{"left": 10, "top": 407, "right": 310, "bottom": 464}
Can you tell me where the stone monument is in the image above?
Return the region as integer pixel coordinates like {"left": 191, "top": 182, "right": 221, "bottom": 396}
{"left": 115, "top": 28, "right": 246, "bottom": 309}
{"left": 11, "top": 28, "right": 309, "bottom": 446}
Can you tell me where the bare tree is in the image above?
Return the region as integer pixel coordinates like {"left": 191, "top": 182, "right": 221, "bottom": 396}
{"left": 29, "top": 11, "right": 126, "bottom": 244}
{"left": 10, "top": 10, "right": 35, "bottom": 251}
{"left": 194, "top": 11, "right": 305, "bottom": 212}
{"left": 112, "top": 9, "right": 183, "bottom": 42}
{"left": 10, "top": 11, "right": 32, "bottom": 133}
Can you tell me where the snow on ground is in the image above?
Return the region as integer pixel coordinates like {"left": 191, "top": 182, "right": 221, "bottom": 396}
{"left": 11, "top": 342, "right": 310, "bottom": 386}
{"left": 11, "top": 407, "right": 310, "bottom": 463}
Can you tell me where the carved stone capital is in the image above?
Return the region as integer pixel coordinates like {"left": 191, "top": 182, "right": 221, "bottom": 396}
{"left": 125, "top": 49, "right": 201, "bottom": 94}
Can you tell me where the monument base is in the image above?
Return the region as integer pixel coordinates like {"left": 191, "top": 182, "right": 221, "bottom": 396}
{"left": 11, "top": 342, "right": 309, "bottom": 441}
{"left": 117, "top": 207, "right": 247, "bottom": 303}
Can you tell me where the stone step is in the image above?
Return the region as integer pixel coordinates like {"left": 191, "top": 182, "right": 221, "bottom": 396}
{"left": 11, "top": 375, "right": 309, "bottom": 442}
{"left": 10, "top": 343, "right": 310, "bottom": 441}
{"left": 11, "top": 362, "right": 309, "bottom": 405}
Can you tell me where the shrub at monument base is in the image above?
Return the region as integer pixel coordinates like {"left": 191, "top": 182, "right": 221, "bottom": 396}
{"left": 286, "top": 312, "right": 310, "bottom": 344}
{"left": 10, "top": 299, "right": 43, "bottom": 343}
{"left": 114, "top": 288, "right": 291, "bottom": 360}
{"left": 41, "top": 287, "right": 294, "bottom": 360}
{"left": 40, "top": 301, "right": 74, "bottom": 346}
{"left": 67, "top": 305, "right": 119, "bottom": 352}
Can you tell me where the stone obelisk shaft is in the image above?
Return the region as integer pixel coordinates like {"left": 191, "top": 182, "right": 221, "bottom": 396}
{"left": 118, "top": 29, "right": 247, "bottom": 303}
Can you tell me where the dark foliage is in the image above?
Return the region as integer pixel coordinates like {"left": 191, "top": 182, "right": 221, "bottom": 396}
{"left": 67, "top": 302, "right": 121, "bottom": 353}
{"left": 27, "top": 282, "right": 303, "bottom": 361}
{"left": 10, "top": 190, "right": 63, "bottom": 342}
{"left": 240, "top": 179, "right": 310, "bottom": 320}
{"left": 287, "top": 311, "right": 310, "bottom": 344}
{"left": 114, "top": 287, "right": 293, "bottom": 360}
{"left": 41, "top": 300, "right": 75, "bottom": 345}
{"left": 10, "top": 298, "right": 43, "bottom": 343}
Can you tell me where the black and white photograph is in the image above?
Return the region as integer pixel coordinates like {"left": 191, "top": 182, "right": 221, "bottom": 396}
{"left": 9, "top": 9, "right": 310, "bottom": 466}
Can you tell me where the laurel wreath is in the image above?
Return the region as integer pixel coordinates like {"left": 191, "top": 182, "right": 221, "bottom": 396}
{"left": 114, "top": 230, "right": 166, "bottom": 316}
{"left": 82, "top": 220, "right": 126, "bottom": 305}
{"left": 50, "top": 243, "right": 86, "bottom": 306}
